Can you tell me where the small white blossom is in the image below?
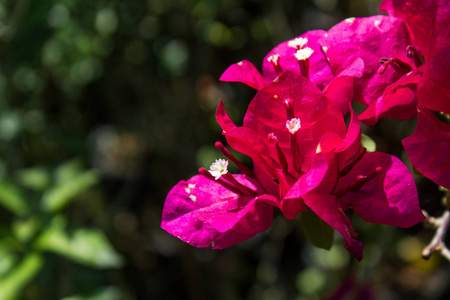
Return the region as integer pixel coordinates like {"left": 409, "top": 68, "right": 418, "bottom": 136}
{"left": 288, "top": 37, "right": 308, "bottom": 49}
{"left": 209, "top": 159, "right": 229, "bottom": 180}
{"left": 294, "top": 47, "right": 314, "bottom": 61}
{"left": 267, "top": 54, "right": 281, "bottom": 65}
{"left": 286, "top": 118, "right": 301, "bottom": 134}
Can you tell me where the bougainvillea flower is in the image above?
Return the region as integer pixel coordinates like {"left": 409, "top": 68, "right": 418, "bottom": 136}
{"left": 162, "top": 71, "right": 424, "bottom": 260}
{"left": 318, "top": 15, "right": 415, "bottom": 108}
{"left": 296, "top": 108, "right": 424, "bottom": 259}
{"left": 220, "top": 31, "right": 364, "bottom": 115}
{"left": 403, "top": 106, "right": 450, "bottom": 189}
{"left": 346, "top": 0, "right": 450, "bottom": 124}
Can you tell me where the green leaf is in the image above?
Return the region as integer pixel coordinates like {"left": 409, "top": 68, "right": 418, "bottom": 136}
{"left": 300, "top": 207, "right": 334, "bottom": 250}
{"left": 0, "top": 253, "right": 43, "bottom": 300}
{"left": 0, "top": 180, "right": 29, "bottom": 216}
{"left": 16, "top": 167, "right": 50, "bottom": 191}
{"left": 34, "top": 217, "right": 123, "bottom": 269}
{"left": 12, "top": 217, "right": 41, "bottom": 243}
{"left": 361, "top": 134, "right": 376, "bottom": 152}
{"left": 41, "top": 170, "right": 99, "bottom": 212}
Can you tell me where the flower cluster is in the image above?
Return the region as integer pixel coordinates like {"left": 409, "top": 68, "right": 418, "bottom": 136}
{"left": 161, "top": 0, "right": 450, "bottom": 260}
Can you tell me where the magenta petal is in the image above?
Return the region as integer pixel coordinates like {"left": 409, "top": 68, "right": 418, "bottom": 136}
{"left": 338, "top": 107, "right": 362, "bottom": 166}
{"left": 358, "top": 67, "right": 420, "bottom": 125}
{"left": 244, "top": 71, "right": 346, "bottom": 160}
{"left": 417, "top": 46, "right": 450, "bottom": 114}
{"left": 379, "top": 0, "right": 408, "bottom": 17}
{"left": 161, "top": 175, "right": 274, "bottom": 249}
{"left": 320, "top": 15, "right": 414, "bottom": 106}
{"left": 262, "top": 30, "right": 334, "bottom": 90}
{"left": 281, "top": 154, "right": 329, "bottom": 219}
{"left": 403, "top": 0, "right": 450, "bottom": 61}
{"left": 216, "top": 100, "right": 237, "bottom": 134}
{"left": 403, "top": 107, "right": 450, "bottom": 188}
{"left": 302, "top": 192, "right": 364, "bottom": 260}
{"left": 220, "top": 60, "right": 268, "bottom": 90}
{"left": 323, "top": 58, "right": 364, "bottom": 115}
{"left": 338, "top": 152, "right": 424, "bottom": 227}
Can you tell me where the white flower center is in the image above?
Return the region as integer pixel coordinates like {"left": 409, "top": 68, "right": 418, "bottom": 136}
{"left": 286, "top": 118, "right": 301, "bottom": 134}
{"left": 294, "top": 47, "right": 314, "bottom": 61}
{"left": 209, "top": 159, "right": 229, "bottom": 180}
{"left": 288, "top": 37, "right": 308, "bottom": 49}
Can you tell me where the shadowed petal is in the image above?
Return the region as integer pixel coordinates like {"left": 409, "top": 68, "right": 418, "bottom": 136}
{"left": 403, "top": 107, "right": 450, "bottom": 189}
{"left": 303, "top": 192, "right": 364, "bottom": 260}
{"left": 417, "top": 46, "right": 450, "bottom": 114}
{"left": 358, "top": 67, "right": 421, "bottom": 125}
{"left": 403, "top": 0, "right": 450, "bottom": 61}
{"left": 338, "top": 152, "right": 425, "bottom": 227}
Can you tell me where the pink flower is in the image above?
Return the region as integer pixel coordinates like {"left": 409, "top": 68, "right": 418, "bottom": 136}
{"left": 162, "top": 71, "right": 424, "bottom": 260}
{"left": 336, "top": 0, "right": 450, "bottom": 125}
{"left": 219, "top": 31, "right": 364, "bottom": 115}
{"left": 318, "top": 15, "right": 415, "bottom": 110}
{"left": 318, "top": 0, "right": 450, "bottom": 189}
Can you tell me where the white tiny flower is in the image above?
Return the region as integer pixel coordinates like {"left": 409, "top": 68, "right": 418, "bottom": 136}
{"left": 286, "top": 118, "right": 301, "bottom": 134}
{"left": 209, "top": 159, "right": 229, "bottom": 180}
{"left": 189, "top": 194, "right": 197, "bottom": 202}
{"left": 294, "top": 47, "right": 314, "bottom": 61}
{"left": 288, "top": 37, "right": 308, "bottom": 49}
{"left": 267, "top": 54, "right": 281, "bottom": 65}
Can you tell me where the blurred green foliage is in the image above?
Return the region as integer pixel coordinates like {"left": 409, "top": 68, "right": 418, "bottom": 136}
{"left": 0, "top": 0, "right": 447, "bottom": 299}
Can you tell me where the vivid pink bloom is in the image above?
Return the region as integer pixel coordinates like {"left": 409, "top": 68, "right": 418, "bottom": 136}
{"left": 318, "top": 15, "right": 415, "bottom": 110}
{"left": 319, "top": 0, "right": 450, "bottom": 190}
{"left": 162, "top": 71, "right": 424, "bottom": 260}
{"left": 219, "top": 31, "right": 364, "bottom": 115}
{"left": 338, "top": 0, "right": 450, "bottom": 124}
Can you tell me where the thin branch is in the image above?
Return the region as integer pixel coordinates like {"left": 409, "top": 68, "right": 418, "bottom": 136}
{"left": 422, "top": 209, "right": 450, "bottom": 260}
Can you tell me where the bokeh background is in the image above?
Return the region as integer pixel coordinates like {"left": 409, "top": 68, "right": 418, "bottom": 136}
{"left": 0, "top": 0, "right": 449, "bottom": 299}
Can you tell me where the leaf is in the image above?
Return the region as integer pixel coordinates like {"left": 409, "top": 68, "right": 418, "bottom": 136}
{"left": 0, "top": 180, "right": 29, "bottom": 216}
{"left": 16, "top": 167, "right": 50, "bottom": 191}
{"left": 12, "top": 218, "right": 41, "bottom": 243}
{"left": 300, "top": 207, "right": 334, "bottom": 250}
{"left": 34, "top": 217, "right": 123, "bottom": 269}
{"left": 0, "top": 253, "right": 43, "bottom": 300}
{"left": 41, "top": 170, "right": 99, "bottom": 212}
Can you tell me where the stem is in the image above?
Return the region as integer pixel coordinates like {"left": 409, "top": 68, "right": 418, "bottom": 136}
{"left": 422, "top": 210, "right": 450, "bottom": 260}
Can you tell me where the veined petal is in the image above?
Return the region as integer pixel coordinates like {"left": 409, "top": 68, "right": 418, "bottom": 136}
{"left": 161, "top": 175, "right": 274, "bottom": 249}
{"left": 220, "top": 60, "right": 268, "bottom": 90}
{"left": 319, "top": 15, "right": 414, "bottom": 106}
{"left": 417, "top": 46, "right": 450, "bottom": 115}
{"left": 358, "top": 67, "right": 421, "bottom": 125}
{"left": 323, "top": 58, "right": 364, "bottom": 115}
{"left": 337, "top": 152, "right": 425, "bottom": 227}
{"left": 403, "top": 0, "right": 450, "bottom": 61}
{"left": 403, "top": 107, "right": 450, "bottom": 189}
